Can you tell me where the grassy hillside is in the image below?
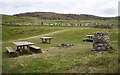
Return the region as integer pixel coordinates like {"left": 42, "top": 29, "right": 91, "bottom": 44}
{"left": 2, "top": 14, "right": 40, "bottom": 23}
{"left": 1, "top": 13, "right": 118, "bottom": 73}
{"left": 14, "top": 12, "right": 117, "bottom": 20}
{"left": 2, "top": 26, "right": 64, "bottom": 42}
{"left": 1, "top": 14, "right": 118, "bottom": 27}
{"left": 2, "top": 26, "right": 118, "bottom": 73}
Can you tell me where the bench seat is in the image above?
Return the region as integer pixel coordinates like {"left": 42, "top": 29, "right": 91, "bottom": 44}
{"left": 6, "top": 47, "right": 18, "bottom": 57}
{"left": 6, "top": 47, "right": 15, "bottom": 53}
{"left": 29, "top": 45, "right": 41, "bottom": 50}
{"left": 29, "top": 45, "right": 42, "bottom": 53}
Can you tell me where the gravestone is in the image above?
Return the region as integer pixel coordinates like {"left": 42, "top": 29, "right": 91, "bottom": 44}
{"left": 92, "top": 32, "right": 110, "bottom": 51}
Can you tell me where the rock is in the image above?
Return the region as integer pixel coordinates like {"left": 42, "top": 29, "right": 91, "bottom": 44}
{"left": 92, "top": 32, "right": 110, "bottom": 51}
{"left": 57, "top": 43, "right": 74, "bottom": 47}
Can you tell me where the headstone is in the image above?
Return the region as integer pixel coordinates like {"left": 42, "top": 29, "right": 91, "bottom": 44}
{"left": 92, "top": 32, "right": 110, "bottom": 51}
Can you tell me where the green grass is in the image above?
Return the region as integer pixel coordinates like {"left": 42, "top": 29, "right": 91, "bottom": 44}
{"left": 2, "top": 26, "right": 65, "bottom": 42}
{"left": 1, "top": 14, "right": 118, "bottom": 73}
{"left": 2, "top": 14, "right": 118, "bottom": 27}
{"left": 2, "top": 14, "right": 39, "bottom": 23}
{"left": 2, "top": 26, "right": 118, "bottom": 73}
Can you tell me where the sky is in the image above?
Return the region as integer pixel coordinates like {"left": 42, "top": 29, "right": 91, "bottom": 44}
{"left": 0, "top": 0, "right": 119, "bottom": 17}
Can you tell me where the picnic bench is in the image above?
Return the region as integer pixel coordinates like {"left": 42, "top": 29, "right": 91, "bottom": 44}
{"left": 6, "top": 47, "right": 18, "bottom": 57}
{"left": 12, "top": 41, "right": 34, "bottom": 55}
{"left": 12, "top": 41, "right": 34, "bottom": 51}
{"left": 6, "top": 47, "right": 15, "bottom": 53}
{"left": 29, "top": 45, "right": 42, "bottom": 53}
{"left": 83, "top": 35, "right": 94, "bottom": 42}
{"left": 40, "top": 37, "right": 53, "bottom": 44}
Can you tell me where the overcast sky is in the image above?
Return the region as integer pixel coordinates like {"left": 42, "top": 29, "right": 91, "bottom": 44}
{"left": 0, "top": 0, "right": 119, "bottom": 17}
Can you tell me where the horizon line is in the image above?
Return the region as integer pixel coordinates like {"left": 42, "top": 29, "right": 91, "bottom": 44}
{"left": 0, "top": 11, "right": 118, "bottom": 17}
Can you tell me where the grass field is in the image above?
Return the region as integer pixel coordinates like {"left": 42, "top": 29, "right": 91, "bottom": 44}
{"left": 2, "top": 26, "right": 65, "bottom": 42}
{"left": 2, "top": 25, "right": 118, "bottom": 73}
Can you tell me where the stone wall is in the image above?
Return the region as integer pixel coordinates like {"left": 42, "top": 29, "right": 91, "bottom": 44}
{"left": 92, "top": 32, "right": 110, "bottom": 51}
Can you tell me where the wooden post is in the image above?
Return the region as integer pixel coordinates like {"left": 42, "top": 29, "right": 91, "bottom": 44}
{"left": 17, "top": 46, "right": 19, "bottom": 51}
{"left": 20, "top": 46, "right": 22, "bottom": 51}
{"left": 27, "top": 45, "right": 29, "bottom": 50}
{"left": 49, "top": 39, "right": 51, "bottom": 44}
{"left": 23, "top": 46, "right": 25, "bottom": 50}
{"left": 41, "top": 38, "right": 43, "bottom": 43}
{"left": 45, "top": 39, "right": 47, "bottom": 43}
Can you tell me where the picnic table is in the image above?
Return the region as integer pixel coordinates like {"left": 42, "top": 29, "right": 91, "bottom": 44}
{"left": 12, "top": 41, "right": 34, "bottom": 51}
{"left": 83, "top": 35, "right": 94, "bottom": 42}
{"left": 40, "top": 37, "right": 53, "bottom": 44}
{"left": 86, "top": 35, "right": 94, "bottom": 39}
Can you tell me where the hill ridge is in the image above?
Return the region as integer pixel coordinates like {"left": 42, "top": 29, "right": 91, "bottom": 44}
{"left": 13, "top": 12, "right": 117, "bottom": 20}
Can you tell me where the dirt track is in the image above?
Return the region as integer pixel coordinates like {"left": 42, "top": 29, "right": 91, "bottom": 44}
{"left": 3, "top": 29, "right": 69, "bottom": 43}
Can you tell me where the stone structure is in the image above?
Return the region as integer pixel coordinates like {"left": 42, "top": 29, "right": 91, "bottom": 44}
{"left": 2, "top": 21, "right": 113, "bottom": 27}
{"left": 92, "top": 32, "right": 110, "bottom": 51}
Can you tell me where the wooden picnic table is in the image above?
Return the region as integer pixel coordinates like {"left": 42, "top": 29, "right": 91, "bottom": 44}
{"left": 40, "top": 37, "right": 53, "bottom": 44}
{"left": 86, "top": 35, "right": 94, "bottom": 39}
{"left": 12, "top": 41, "right": 34, "bottom": 51}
